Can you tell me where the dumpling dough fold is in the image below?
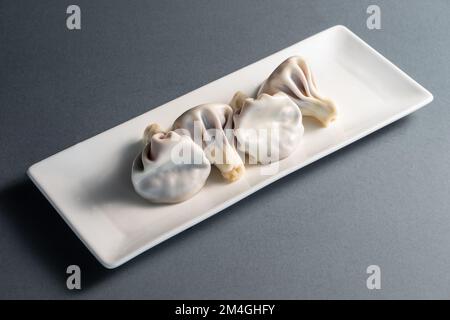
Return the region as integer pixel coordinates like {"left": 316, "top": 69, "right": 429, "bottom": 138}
{"left": 131, "top": 124, "right": 211, "bottom": 203}
{"left": 172, "top": 103, "right": 245, "bottom": 182}
{"left": 258, "top": 56, "right": 337, "bottom": 126}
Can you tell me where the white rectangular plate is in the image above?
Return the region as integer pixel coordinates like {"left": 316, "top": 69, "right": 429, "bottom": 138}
{"left": 28, "top": 26, "right": 433, "bottom": 268}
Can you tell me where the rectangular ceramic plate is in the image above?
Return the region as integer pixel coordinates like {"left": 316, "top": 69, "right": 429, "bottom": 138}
{"left": 28, "top": 26, "right": 433, "bottom": 268}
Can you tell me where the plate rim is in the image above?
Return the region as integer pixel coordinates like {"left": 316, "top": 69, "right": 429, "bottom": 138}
{"left": 27, "top": 25, "right": 434, "bottom": 269}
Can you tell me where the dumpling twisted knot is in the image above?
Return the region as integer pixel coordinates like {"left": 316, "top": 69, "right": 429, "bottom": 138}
{"left": 258, "top": 56, "right": 337, "bottom": 127}
{"left": 131, "top": 124, "right": 211, "bottom": 204}
{"left": 132, "top": 56, "right": 336, "bottom": 203}
{"left": 172, "top": 103, "right": 245, "bottom": 182}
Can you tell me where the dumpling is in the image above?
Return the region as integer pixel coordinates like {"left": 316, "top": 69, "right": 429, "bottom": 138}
{"left": 172, "top": 103, "right": 245, "bottom": 182}
{"left": 231, "top": 91, "right": 304, "bottom": 164}
{"left": 258, "top": 56, "right": 337, "bottom": 127}
{"left": 131, "top": 123, "right": 211, "bottom": 203}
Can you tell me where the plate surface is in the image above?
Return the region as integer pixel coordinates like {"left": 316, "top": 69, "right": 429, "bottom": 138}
{"left": 28, "top": 26, "right": 433, "bottom": 268}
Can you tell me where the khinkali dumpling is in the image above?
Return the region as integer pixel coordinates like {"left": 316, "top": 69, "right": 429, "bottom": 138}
{"left": 258, "top": 56, "right": 337, "bottom": 127}
{"left": 172, "top": 103, "right": 245, "bottom": 182}
{"left": 131, "top": 124, "right": 211, "bottom": 203}
{"left": 231, "top": 91, "right": 304, "bottom": 164}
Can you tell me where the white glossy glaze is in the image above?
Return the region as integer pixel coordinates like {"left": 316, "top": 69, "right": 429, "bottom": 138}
{"left": 132, "top": 127, "right": 211, "bottom": 203}
{"left": 231, "top": 92, "right": 304, "bottom": 164}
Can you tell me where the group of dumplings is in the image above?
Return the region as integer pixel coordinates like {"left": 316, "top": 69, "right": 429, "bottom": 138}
{"left": 132, "top": 56, "right": 337, "bottom": 204}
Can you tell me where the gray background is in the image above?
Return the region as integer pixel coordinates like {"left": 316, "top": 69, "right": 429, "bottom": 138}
{"left": 0, "top": 0, "right": 449, "bottom": 299}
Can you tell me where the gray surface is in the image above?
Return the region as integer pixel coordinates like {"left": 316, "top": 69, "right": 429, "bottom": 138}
{"left": 0, "top": 0, "right": 449, "bottom": 299}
